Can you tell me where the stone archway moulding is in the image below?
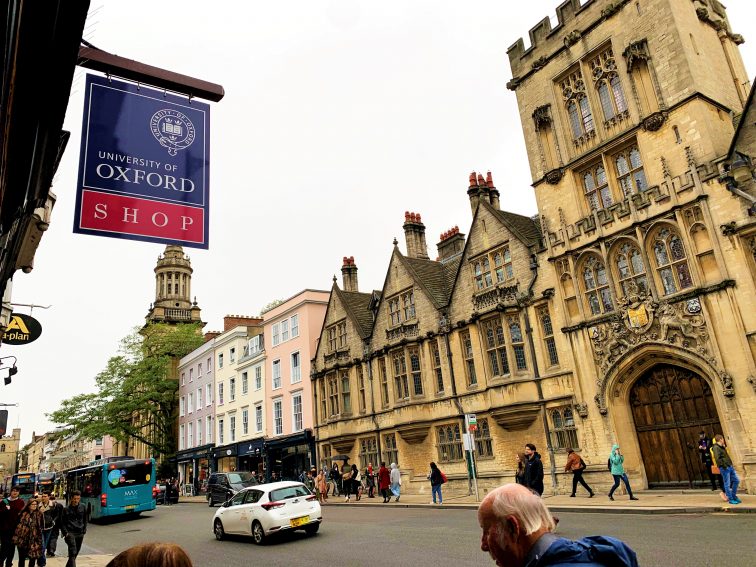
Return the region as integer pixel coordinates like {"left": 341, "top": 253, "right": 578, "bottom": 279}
{"left": 594, "top": 343, "right": 732, "bottom": 415}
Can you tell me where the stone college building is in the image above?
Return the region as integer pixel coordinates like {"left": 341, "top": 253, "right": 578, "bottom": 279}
{"left": 311, "top": 0, "right": 756, "bottom": 496}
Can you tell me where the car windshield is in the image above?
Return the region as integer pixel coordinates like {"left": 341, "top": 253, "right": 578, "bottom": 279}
{"left": 227, "top": 472, "right": 256, "bottom": 484}
{"left": 269, "top": 485, "right": 310, "bottom": 501}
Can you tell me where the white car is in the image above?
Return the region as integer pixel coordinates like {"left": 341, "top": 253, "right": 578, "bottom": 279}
{"left": 211, "top": 481, "right": 322, "bottom": 544}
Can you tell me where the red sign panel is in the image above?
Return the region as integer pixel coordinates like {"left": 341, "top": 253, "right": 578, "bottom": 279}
{"left": 78, "top": 190, "right": 205, "bottom": 244}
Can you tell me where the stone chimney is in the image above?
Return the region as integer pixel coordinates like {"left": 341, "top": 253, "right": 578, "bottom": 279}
{"left": 223, "top": 315, "right": 263, "bottom": 332}
{"left": 467, "top": 172, "right": 480, "bottom": 214}
{"left": 403, "top": 211, "right": 429, "bottom": 259}
{"left": 477, "top": 173, "right": 490, "bottom": 205}
{"left": 486, "top": 171, "right": 500, "bottom": 209}
{"left": 341, "top": 256, "right": 359, "bottom": 292}
{"left": 437, "top": 225, "right": 465, "bottom": 262}
{"left": 204, "top": 331, "right": 221, "bottom": 343}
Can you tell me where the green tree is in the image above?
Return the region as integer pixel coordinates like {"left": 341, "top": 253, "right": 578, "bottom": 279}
{"left": 48, "top": 323, "right": 204, "bottom": 459}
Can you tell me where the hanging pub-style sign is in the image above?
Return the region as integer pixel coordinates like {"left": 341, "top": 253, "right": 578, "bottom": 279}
{"left": 2, "top": 313, "right": 42, "bottom": 345}
{"left": 73, "top": 74, "right": 210, "bottom": 249}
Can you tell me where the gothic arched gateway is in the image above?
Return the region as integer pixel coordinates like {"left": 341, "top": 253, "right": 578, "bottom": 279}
{"left": 629, "top": 364, "right": 723, "bottom": 488}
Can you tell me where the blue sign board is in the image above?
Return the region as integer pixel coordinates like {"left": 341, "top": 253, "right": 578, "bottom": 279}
{"left": 74, "top": 74, "right": 210, "bottom": 248}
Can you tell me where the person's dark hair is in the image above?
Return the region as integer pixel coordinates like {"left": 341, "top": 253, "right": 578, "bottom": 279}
{"left": 70, "top": 490, "right": 81, "bottom": 497}
{"left": 525, "top": 443, "right": 537, "bottom": 452}
{"left": 516, "top": 452, "right": 527, "bottom": 472}
{"left": 22, "top": 499, "right": 39, "bottom": 512}
{"left": 106, "top": 543, "right": 193, "bottom": 567}
{"left": 10, "top": 485, "right": 19, "bottom": 492}
{"left": 565, "top": 447, "right": 574, "bottom": 454}
{"left": 380, "top": 462, "right": 385, "bottom": 467}
{"left": 430, "top": 462, "right": 438, "bottom": 470}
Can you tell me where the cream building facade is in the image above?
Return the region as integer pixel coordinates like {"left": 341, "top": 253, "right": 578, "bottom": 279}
{"left": 313, "top": 0, "right": 756, "bottom": 495}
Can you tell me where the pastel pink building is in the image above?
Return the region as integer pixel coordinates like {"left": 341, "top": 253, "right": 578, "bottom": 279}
{"left": 263, "top": 289, "right": 328, "bottom": 481}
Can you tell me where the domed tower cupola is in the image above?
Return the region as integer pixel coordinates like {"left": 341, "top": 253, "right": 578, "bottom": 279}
{"left": 145, "top": 245, "right": 204, "bottom": 326}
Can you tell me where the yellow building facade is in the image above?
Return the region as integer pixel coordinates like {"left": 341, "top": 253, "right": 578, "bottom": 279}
{"left": 312, "top": 0, "right": 756, "bottom": 496}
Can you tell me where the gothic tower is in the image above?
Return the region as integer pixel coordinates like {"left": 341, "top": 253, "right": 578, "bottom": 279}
{"left": 145, "top": 245, "right": 203, "bottom": 326}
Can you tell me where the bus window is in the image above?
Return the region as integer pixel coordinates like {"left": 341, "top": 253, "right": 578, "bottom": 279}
{"left": 106, "top": 463, "right": 152, "bottom": 489}
{"left": 81, "top": 470, "right": 102, "bottom": 497}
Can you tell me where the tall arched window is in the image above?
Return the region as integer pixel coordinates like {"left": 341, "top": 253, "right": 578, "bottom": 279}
{"left": 615, "top": 146, "right": 647, "bottom": 197}
{"left": 590, "top": 48, "right": 628, "bottom": 122}
{"left": 583, "top": 256, "right": 614, "bottom": 315}
{"left": 582, "top": 164, "right": 612, "bottom": 211}
{"left": 508, "top": 317, "right": 527, "bottom": 371}
{"left": 474, "top": 257, "right": 492, "bottom": 290}
{"left": 614, "top": 242, "right": 648, "bottom": 296}
{"left": 651, "top": 227, "right": 693, "bottom": 295}
{"left": 561, "top": 69, "right": 594, "bottom": 142}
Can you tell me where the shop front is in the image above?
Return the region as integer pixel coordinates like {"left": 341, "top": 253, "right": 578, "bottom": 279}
{"left": 264, "top": 429, "right": 315, "bottom": 482}
{"left": 175, "top": 444, "right": 213, "bottom": 495}
{"left": 236, "top": 438, "right": 265, "bottom": 477}
{"left": 212, "top": 443, "right": 238, "bottom": 473}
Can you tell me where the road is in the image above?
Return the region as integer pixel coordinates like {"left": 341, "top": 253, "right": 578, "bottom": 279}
{"left": 78, "top": 503, "right": 755, "bottom": 566}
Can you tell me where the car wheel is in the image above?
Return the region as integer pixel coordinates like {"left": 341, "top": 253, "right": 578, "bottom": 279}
{"left": 208, "top": 496, "right": 214, "bottom": 507}
{"left": 304, "top": 523, "right": 320, "bottom": 536}
{"left": 252, "top": 521, "right": 266, "bottom": 545}
{"left": 214, "top": 519, "right": 225, "bottom": 541}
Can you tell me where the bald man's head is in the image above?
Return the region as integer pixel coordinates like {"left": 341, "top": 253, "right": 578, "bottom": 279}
{"left": 478, "top": 484, "right": 555, "bottom": 567}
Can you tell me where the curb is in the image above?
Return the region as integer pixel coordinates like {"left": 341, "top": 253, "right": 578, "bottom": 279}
{"left": 321, "top": 502, "right": 756, "bottom": 515}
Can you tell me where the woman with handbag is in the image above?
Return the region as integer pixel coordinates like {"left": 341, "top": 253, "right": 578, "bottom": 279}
{"left": 350, "top": 464, "right": 362, "bottom": 501}
{"left": 564, "top": 448, "right": 594, "bottom": 498}
{"left": 13, "top": 499, "right": 44, "bottom": 567}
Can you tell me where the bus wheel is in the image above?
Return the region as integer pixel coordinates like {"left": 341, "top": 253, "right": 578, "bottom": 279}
{"left": 214, "top": 519, "right": 225, "bottom": 541}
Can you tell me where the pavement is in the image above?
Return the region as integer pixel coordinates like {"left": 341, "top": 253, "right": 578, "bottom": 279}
{"left": 46, "top": 555, "right": 114, "bottom": 567}
{"left": 181, "top": 489, "right": 756, "bottom": 514}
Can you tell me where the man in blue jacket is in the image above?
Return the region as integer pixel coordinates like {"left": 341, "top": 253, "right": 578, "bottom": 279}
{"left": 478, "top": 483, "right": 638, "bottom": 567}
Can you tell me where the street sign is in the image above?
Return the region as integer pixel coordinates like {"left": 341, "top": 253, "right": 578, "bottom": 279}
{"left": 466, "top": 413, "right": 477, "bottom": 426}
{"left": 74, "top": 75, "right": 211, "bottom": 249}
{"left": 2, "top": 313, "right": 42, "bottom": 345}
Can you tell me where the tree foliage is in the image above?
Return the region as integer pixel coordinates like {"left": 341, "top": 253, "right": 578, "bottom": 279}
{"left": 48, "top": 323, "right": 204, "bottom": 458}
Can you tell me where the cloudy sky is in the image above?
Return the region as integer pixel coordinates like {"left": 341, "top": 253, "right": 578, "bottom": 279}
{"left": 6, "top": 0, "right": 756, "bottom": 445}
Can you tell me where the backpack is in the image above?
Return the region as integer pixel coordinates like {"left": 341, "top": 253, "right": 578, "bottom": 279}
{"left": 440, "top": 471, "right": 447, "bottom": 484}
{"left": 607, "top": 458, "right": 612, "bottom": 471}
{"left": 579, "top": 458, "right": 587, "bottom": 471}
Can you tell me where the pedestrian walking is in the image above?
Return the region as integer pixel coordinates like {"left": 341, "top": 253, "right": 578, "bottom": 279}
{"left": 60, "top": 490, "right": 88, "bottom": 567}
{"left": 523, "top": 444, "right": 544, "bottom": 496}
{"left": 350, "top": 464, "right": 362, "bottom": 501}
{"left": 106, "top": 542, "right": 193, "bottom": 567}
{"left": 329, "top": 463, "right": 341, "bottom": 497}
{"left": 564, "top": 448, "right": 594, "bottom": 498}
{"left": 45, "top": 495, "right": 62, "bottom": 558}
{"left": 389, "top": 463, "right": 401, "bottom": 502}
{"left": 366, "top": 463, "right": 375, "bottom": 498}
{"left": 711, "top": 434, "right": 740, "bottom": 505}
{"left": 478, "top": 483, "right": 638, "bottom": 567}
{"left": 0, "top": 485, "right": 25, "bottom": 567}
{"left": 514, "top": 453, "right": 527, "bottom": 486}
{"left": 607, "top": 444, "right": 639, "bottom": 501}
{"left": 316, "top": 469, "right": 328, "bottom": 504}
{"left": 13, "top": 499, "right": 44, "bottom": 567}
{"left": 428, "top": 462, "right": 444, "bottom": 505}
{"left": 377, "top": 462, "right": 391, "bottom": 503}
{"left": 697, "top": 431, "right": 722, "bottom": 493}
{"left": 38, "top": 493, "right": 57, "bottom": 566}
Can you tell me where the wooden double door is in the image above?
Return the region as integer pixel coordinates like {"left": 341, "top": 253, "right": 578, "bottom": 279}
{"left": 629, "top": 364, "right": 723, "bottom": 488}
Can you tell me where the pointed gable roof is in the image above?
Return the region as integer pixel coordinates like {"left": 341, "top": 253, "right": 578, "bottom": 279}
{"left": 335, "top": 287, "right": 374, "bottom": 339}
{"left": 397, "top": 252, "right": 457, "bottom": 309}
{"left": 481, "top": 199, "right": 543, "bottom": 249}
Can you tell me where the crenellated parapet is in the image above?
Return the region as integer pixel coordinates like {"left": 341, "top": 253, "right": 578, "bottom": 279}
{"left": 507, "top": 0, "right": 632, "bottom": 88}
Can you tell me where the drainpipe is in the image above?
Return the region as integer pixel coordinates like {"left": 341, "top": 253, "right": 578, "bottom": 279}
{"left": 523, "top": 253, "right": 557, "bottom": 491}
{"left": 364, "top": 342, "right": 382, "bottom": 461}
{"left": 440, "top": 311, "right": 470, "bottom": 493}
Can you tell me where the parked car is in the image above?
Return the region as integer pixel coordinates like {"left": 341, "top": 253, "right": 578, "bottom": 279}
{"left": 206, "top": 472, "right": 259, "bottom": 507}
{"left": 156, "top": 483, "right": 179, "bottom": 505}
{"left": 211, "top": 481, "right": 321, "bottom": 544}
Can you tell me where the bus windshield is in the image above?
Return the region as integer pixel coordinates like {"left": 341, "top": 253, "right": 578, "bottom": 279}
{"left": 13, "top": 475, "right": 36, "bottom": 495}
{"left": 106, "top": 462, "right": 152, "bottom": 489}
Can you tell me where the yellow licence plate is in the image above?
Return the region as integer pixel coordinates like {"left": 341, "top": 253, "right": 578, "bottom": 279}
{"left": 290, "top": 516, "right": 309, "bottom": 527}
{"left": 124, "top": 505, "right": 136, "bottom": 510}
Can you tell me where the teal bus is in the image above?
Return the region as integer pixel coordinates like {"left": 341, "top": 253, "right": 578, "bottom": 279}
{"left": 65, "top": 457, "right": 157, "bottom": 519}
{"left": 11, "top": 473, "right": 37, "bottom": 501}
{"left": 37, "top": 472, "right": 58, "bottom": 495}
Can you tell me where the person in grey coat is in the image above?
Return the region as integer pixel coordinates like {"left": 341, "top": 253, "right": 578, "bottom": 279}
{"left": 389, "top": 463, "right": 402, "bottom": 502}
